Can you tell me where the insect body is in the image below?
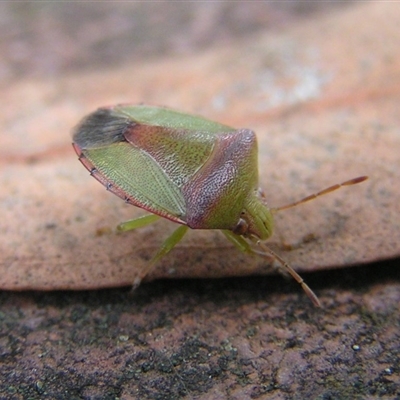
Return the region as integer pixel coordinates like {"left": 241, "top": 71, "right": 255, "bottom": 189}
{"left": 72, "top": 105, "right": 367, "bottom": 306}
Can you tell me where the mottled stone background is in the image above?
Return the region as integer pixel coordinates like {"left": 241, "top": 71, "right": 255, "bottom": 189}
{"left": 0, "top": 2, "right": 399, "bottom": 399}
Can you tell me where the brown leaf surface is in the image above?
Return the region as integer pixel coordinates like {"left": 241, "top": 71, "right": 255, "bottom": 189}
{"left": 1, "top": 2, "right": 399, "bottom": 292}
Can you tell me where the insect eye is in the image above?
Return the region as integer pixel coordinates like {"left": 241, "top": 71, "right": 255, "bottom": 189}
{"left": 233, "top": 218, "right": 248, "bottom": 236}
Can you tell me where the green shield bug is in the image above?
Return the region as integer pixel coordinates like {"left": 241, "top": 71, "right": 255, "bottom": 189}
{"left": 72, "top": 105, "right": 367, "bottom": 306}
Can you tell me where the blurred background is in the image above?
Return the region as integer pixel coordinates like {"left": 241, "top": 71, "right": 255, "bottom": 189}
{"left": 1, "top": 2, "right": 348, "bottom": 83}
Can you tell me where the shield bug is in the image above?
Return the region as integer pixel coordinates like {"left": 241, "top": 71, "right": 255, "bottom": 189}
{"left": 72, "top": 105, "right": 367, "bottom": 306}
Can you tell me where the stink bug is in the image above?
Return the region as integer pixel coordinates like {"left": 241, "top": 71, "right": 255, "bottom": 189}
{"left": 72, "top": 105, "right": 367, "bottom": 306}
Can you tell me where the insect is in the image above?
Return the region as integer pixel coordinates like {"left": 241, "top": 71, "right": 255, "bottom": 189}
{"left": 72, "top": 104, "right": 367, "bottom": 306}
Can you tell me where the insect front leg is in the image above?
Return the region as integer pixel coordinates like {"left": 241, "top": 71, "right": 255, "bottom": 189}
{"left": 222, "top": 230, "right": 254, "bottom": 254}
{"left": 222, "top": 230, "right": 321, "bottom": 307}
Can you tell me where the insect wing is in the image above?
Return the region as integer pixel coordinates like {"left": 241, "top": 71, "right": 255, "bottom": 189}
{"left": 73, "top": 108, "right": 185, "bottom": 222}
{"left": 116, "top": 105, "right": 233, "bottom": 133}
{"left": 72, "top": 105, "right": 235, "bottom": 224}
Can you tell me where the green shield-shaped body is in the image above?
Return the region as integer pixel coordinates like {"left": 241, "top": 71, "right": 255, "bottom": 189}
{"left": 73, "top": 105, "right": 272, "bottom": 239}
{"left": 72, "top": 104, "right": 366, "bottom": 306}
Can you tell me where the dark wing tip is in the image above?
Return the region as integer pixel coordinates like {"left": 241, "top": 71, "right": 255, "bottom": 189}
{"left": 72, "top": 107, "right": 133, "bottom": 150}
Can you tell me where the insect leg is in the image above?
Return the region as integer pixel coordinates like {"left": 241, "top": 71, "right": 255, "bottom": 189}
{"left": 222, "top": 230, "right": 253, "bottom": 254}
{"left": 222, "top": 230, "right": 321, "bottom": 307}
{"left": 132, "top": 225, "right": 189, "bottom": 289}
{"left": 256, "top": 243, "right": 321, "bottom": 307}
{"left": 117, "top": 214, "right": 161, "bottom": 232}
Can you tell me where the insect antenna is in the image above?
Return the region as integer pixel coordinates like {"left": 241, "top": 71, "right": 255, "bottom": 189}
{"left": 271, "top": 176, "right": 368, "bottom": 213}
{"left": 253, "top": 243, "right": 321, "bottom": 307}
